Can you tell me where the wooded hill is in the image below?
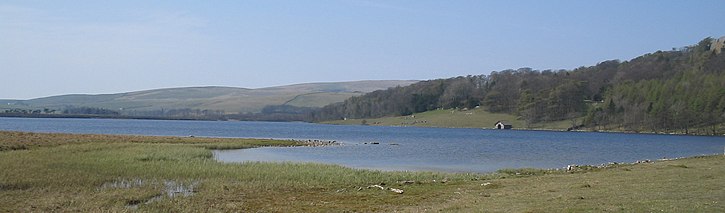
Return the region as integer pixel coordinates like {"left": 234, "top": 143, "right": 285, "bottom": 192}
{"left": 311, "top": 37, "right": 725, "bottom": 135}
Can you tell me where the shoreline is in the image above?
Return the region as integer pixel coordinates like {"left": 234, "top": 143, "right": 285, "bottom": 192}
{"left": 322, "top": 121, "right": 725, "bottom": 137}
{"left": 3, "top": 130, "right": 722, "bottom": 173}
{"left": 2, "top": 115, "right": 723, "bottom": 138}
{"left": 6, "top": 130, "right": 721, "bottom": 174}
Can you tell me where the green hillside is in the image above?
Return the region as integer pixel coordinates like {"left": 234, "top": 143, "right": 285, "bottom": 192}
{"left": 283, "top": 92, "right": 364, "bottom": 108}
{"left": 313, "top": 37, "right": 725, "bottom": 135}
{"left": 2, "top": 80, "right": 417, "bottom": 114}
{"left": 325, "top": 107, "right": 573, "bottom": 130}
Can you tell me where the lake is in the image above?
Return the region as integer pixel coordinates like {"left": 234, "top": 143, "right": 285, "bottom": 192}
{"left": 1, "top": 117, "right": 723, "bottom": 173}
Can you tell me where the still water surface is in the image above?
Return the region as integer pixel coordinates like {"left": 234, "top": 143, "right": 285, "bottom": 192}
{"left": 1, "top": 117, "right": 723, "bottom": 173}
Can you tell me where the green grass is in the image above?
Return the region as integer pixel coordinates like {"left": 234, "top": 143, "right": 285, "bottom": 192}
{"left": 325, "top": 108, "right": 578, "bottom": 130}
{"left": 284, "top": 92, "right": 362, "bottom": 108}
{"left": 425, "top": 156, "right": 725, "bottom": 212}
{"left": 1, "top": 131, "right": 723, "bottom": 212}
{"left": 0, "top": 131, "right": 299, "bottom": 151}
{"left": 0, "top": 131, "right": 479, "bottom": 212}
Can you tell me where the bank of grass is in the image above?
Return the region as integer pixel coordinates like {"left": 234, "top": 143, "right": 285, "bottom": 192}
{"left": 424, "top": 156, "right": 725, "bottom": 212}
{"left": 0, "top": 131, "right": 301, "bottom": 151}
{"left": 0, "top": 131, "right": 723, "bottom": 212}
{"left": 323, "top": 108, "right": 725, "bottom": 135}
{"left": 324, "top": 108, "right": 574, "bottom": 130}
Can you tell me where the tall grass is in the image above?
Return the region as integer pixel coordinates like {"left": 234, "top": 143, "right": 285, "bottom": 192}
{"left": 1, "top": 131, "right": 722, "bottom": 212}
{"left": 0, "top": 131, "right": 299, "bottom": 151}
{"left": 0, "top": 131, "right": 484, "bottom": 211}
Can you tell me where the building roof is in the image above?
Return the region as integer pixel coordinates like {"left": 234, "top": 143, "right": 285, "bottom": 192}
{"left": 494, "top": 121, "right": 511, "bottom": 125}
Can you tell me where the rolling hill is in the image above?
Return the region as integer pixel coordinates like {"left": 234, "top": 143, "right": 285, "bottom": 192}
{"left": 2, "top": 80, "right": 417, "bottom": 114}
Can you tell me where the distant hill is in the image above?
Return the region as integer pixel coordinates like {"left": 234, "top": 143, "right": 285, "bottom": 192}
{"left": 3, "top": 80, "right": 417, "bottom": 114}
{"left": 0, "top": 99, "right": 20, "bottom": 104}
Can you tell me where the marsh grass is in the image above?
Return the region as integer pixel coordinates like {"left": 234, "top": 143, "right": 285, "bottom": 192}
{"left": 496, "top": 168, "right": 565, "bottom": 177}
{"left": 0, "top": 131, "right": 480, "bottom": 211}
{"left": 0, "top": 131, "right": 723, "bottom": 212}
{"left": 0, "top": 131, "right": 299, "bottom": 151}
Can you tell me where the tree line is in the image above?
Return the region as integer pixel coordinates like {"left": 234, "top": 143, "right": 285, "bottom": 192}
{"left": 309, "top": 37, "right": 725, "bottom": 134}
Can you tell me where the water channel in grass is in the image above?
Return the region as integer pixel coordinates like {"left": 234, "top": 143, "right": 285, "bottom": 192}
{"left": 2, "top": 117, "right": 724, "bottom": 173}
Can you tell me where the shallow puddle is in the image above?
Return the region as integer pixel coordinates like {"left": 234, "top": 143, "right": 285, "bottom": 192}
{"left": 99, "top": 178, "right": 199, "bottom": 209}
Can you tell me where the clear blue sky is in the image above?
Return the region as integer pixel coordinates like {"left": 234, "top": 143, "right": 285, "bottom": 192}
{"left": 2, "top": 0, "right": 724, "bottom": 99}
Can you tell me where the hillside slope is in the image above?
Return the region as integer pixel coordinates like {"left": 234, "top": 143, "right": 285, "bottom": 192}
{"left": 3, "top": 80, "right": 417, "bottom": 113}
{"left": 313, "top": 37, "right": 725, "bottom": 134}
{"left": 325, "top": 107, "right": 573, "bottom": 130}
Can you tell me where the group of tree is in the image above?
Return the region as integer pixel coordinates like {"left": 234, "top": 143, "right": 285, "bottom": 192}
{"left": 1, "top": 104, "right": 318, "bottom": 121}
{"left": 1, "top": 106, "right": 228, "bottom": 120}
{"left": 123, "top": 108, "right": 226, "bottom": 119}
{"left": 2, "top": 108, "right": 56, "bottom": 114}
{"left": 309, "top": 37, "right": 725, "bottom": 135}
{"left": 225, "top": 105, "right": 317, "bottom": 121}
{"left": 62, "top": 107, "right": 120, "bottom": 115}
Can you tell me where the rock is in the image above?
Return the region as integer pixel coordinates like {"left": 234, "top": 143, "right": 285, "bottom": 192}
{"left": 389, "top": 188, "right": 404, "bottom": 194}
{"left": 367, "top": 185, "right": 385, "bottom": 190}
{"left": 367, "top": 184, "right": 403, "bottom": 194}
{"left": 635, "top": 159, "right": 652, "bottom": 164}
{"left": 481, "top": 182, "right": 492, "bottom": 186}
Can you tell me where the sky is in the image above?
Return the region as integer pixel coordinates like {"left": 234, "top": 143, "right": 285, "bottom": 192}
{"left": 2, "top": 0, "right": 725, "bottom": 99}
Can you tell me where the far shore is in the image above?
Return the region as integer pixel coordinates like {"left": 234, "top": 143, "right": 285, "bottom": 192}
{"left": 3, "top": 113, "right": 724, "bottom": 137}
{"left": 323, "top": 121, "right": 725, "bottom": 137}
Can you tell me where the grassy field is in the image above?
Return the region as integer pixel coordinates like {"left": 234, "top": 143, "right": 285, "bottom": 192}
{"left": 325, "top": 108, "right": 575, "bottom": 130}
{"left": 0, "top": 131, "right": 723, "bottom": 212}
{"left": 283, "top": 92, "right": 364, "bottom": 108}
{"left": 323, "top": 107, "right": 725, "bottom": 135}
